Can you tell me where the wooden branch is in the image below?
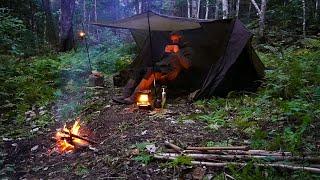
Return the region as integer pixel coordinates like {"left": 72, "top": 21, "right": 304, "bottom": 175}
{"left": 250, "top": 0, "right": 261, "bottom": 15}
{"left": 157, "top": 153, "right": 320, "bottom": 163}
{"left": 182, "top": 150, "right": 292, "bottom": 156}
{"left": 154, "top": 155, "right": 320, "bottom": 174}
{"left": 164, "top": 141, "right": 182, "bottom": 153}
{"left": 186, "top": 146, "right": 249, "bottom": 151}
{"left": 60, "top": 130, "right": 97, "bottom": 144}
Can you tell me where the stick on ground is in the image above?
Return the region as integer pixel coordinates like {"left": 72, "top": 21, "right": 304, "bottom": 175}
{"left": 154, "top": 155, "right": 320, "bottom": 174}
{"left": 164, "top": 141, "right": 183, "bottom": 153}
{"left": 186, "top": 146, "right": 249, "bottom": 151}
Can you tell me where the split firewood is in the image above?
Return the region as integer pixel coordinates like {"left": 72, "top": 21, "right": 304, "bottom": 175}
{"left": 60, "top": 130, "right": 97, "bottom": 144}
{"left": 164, "top": 140, "right": 182, "bottom": 153}
{"left": 182, "top": 149, "right": 292, "bottom": 156}
{"left": 186, "top": 146, "right": 249, "bottom": 151}
{"left": 153, "top": 155, "right": 320, "bottom": 174}
{"left": 156, "top": 153, "right": 320, "bottom": 163}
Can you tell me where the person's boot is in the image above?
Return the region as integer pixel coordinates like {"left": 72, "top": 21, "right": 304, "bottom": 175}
{"left": 113, "top": 79, "right": 136, "bottom": 104}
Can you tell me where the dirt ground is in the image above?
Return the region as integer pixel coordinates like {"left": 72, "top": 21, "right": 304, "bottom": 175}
{"left": 1, "top": 82, "right": 250, "bottom": 179}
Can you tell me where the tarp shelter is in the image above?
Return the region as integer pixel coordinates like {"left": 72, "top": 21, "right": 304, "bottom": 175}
{"left": 93, "top": 11, "right": 265, "bottom": 100}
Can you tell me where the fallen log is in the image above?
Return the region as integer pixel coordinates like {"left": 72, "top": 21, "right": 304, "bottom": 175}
{"left": 154, "top": 155, "right": 320, "bottom": 174}
{"left": 182, "top": 150, "right": 292, "bottom": 156}
{"left": 186, "top": 146, "right": 249, "bottom": 151}
{"left": 157, "top": 153, "right": 320, "bottom": 163}
{"left": 164, "top": 141, "right": 182, "bottom": 153}
{"left": 60, "top": 130, "right": 97, "bottom": 144}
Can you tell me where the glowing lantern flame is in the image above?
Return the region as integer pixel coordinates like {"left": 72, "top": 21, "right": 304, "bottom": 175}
{"left": 55, "top": 119, "right": 88, "bottom": 153}
{"left": 79, "top": 31, "right": 86, "bottom": 38}
{"left": 137, "top": 93, "right": 150, "bottom": 106}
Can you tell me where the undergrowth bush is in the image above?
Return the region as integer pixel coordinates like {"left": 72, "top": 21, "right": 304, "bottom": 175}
{"left": 192, "top": 39, "right": 320, "bottom": 154}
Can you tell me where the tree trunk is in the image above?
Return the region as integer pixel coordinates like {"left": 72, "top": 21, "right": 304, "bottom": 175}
{"left": 302, "top": 0, "right": 306, "bottom": 37}
{"left": 42, "top": 0, "right": 58, "bottom": 48}
{"left": 250, "top": 0, "right": 267, "bottom": 38}
{"left": 139, "top": 0, "right": 142, "bottom": 13}
{"left": 94, "top": 0, "right": 99, "bottom": 41}
{"left": 316, "top": 0, "right": 318, "bottom": 20}
{"left": 235, "top": 0, "right": 240, "bottom": 17}
{"left": 248, "top": 1, "right": 251, "bottom": 20}
{"left": 215, "top": 0, "right": 220, "bottom": 19}
{"left": 187, "top": 0, "right": 191, "bottom": 18}
{"left": 205, "top": 0, "right": 209, "bottom": 19}
{"left": 60, "top": 0, "right": 75, "bottom": 52}
{"left": 191, "top": 0, "right": 198, "bottom": 18}
{"left": 197, "top": 0, "right": 201, "bottom": 19}
{"left": 222, "top": 0, "right": 228, "bottom": 19}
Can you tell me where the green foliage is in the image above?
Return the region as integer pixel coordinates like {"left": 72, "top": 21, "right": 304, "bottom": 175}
{"left": 132, "top": 142, "right": 154, "bottom": 165}
{"left": 168, "top": 155, "right": 193, "bottom": 168}
{"left": 192, "top": 46, "right": 319, "bottom": 154}
{"left": 133, "top": 154, "right": 153, "bottom": 165}
{"left": 0, "top": 9, "right": 27, "bottom": 56}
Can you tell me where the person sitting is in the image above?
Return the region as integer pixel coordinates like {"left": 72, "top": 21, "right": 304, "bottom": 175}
{"left": 113, "top": 31, "right": 193, "bottom": 104}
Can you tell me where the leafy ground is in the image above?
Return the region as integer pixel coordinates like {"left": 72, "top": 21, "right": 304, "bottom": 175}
{"left": 0, "top": 38, "right": 320, "bottom": 179}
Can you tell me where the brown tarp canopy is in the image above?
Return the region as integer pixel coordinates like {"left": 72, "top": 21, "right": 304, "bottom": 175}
{"left": 93, "top": 11, "right": 265, "bottom": 99}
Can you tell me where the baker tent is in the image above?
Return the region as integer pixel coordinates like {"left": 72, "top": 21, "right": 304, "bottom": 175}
{"left": 93, "top": 11, "right": 265, "bottom": 100}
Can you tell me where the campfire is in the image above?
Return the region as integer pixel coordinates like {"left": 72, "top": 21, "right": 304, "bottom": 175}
{"left": 54, "top": 118, "right": 94, "bottom": 153}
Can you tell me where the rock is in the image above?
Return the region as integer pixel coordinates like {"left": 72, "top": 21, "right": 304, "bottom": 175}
{"left": 183, "top": 120, "right": 195, "bottom": 124}
{"left": 141, "top": 130, "right": 147, "bottom": 135}
{"left": 2, "top": 137, "right": 13, "bottom": 141}
{"left": 131, "top": 148, "right": 139, "bottom": 155}
{"left": 31, "top": 145, "right": 39, "bottom": 152}
{"left": 89, "top": 145, "right": 99, "bottom": 152}
{"left": 30, "top": 127, "right": 39, "bottom": 133}
{"left": 145, "top": 144, "right": 157, "bottom": 153}
{"left": 192, "top": 167, "right": 206, "bottom": 180}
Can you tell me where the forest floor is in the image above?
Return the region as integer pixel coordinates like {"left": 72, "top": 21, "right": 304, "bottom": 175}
{"left": 1, "top": 79, "right": 237, "bottom": 179}
{"left": 1, "top": 77, "right": 319, "bottom": 179}
{"left": 1, "top": 41, "right": 320, "bottom": 179}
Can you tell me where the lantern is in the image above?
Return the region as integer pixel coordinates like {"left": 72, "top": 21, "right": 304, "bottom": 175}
{"left": 137, "top": 90, "right": 152, "bottom": 109}
{"left": 79, "top": 31, "right": 86, "bottom": 39}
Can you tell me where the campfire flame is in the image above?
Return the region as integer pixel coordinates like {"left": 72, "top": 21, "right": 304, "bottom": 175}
{"left": 55, "top": 118, "right": 88, "bottom": 153}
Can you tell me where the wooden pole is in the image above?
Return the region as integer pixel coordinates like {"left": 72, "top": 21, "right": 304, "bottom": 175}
{"left": 157, "top": 153, "right": 320, "bottom": 163}
{"left": 154, "top": 155, "right": 320, "bottom": 174}
{"left": 186, "top": 146, "right": 249, "bottom": 150}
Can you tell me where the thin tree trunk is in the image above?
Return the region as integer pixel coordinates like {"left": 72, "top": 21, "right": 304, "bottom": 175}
{"left": 192, "top": 0, "right": 198, "bottom": 18}
{"left": 60, "top": 0, "right": 76, "bottom": 52}
{"left": 250, "top": 0, "right": 267, "bottom": 38}
{"left": 139, "top": 0, "right": 142, "bottom": 13}
{"left": 236, "top": 0, "right": 240, "bottom": 17}
{"left": 205, "top": 0, "right": 209, "bottom": 19}
{"left": 302, "top": 0, "right": 306, "bottom": 38}
{"left": 248, "top": 1, "right": 251, "bottom": 20}
{"left": 94, "top": 0, "right": 99, "bottom": 41}
{"left": 222, "top": 0, "right": 228, "bottom": 19}
{"left": 316, "top": 0, "right": 318, "bottom": 19}
{"left": 197, "top": 0, "right": 201, "bottom": 19}
{"left": 42, "top": 0, "right": 58, "bottom": 48}
{"left": 83, "top": 0, "right": 86, "bottom": 28}
{"left": 215, "top": 0, "right": 220, "bottom": 19}
{"left": 187, "top": 0, "right": 191, "bottom": 18}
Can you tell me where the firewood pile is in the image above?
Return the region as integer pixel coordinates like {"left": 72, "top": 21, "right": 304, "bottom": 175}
{"left": 153, "top": 141, "right": 320, "bottom": 174}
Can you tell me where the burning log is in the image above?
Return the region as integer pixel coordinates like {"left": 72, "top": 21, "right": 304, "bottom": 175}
{"left": 153, "top": 155, "right": 320, "bottom": 174}
{"left": 60, "top": 130, "right": 97, "bottom": 145}
{"left": 55, "top": 118, "right": 95, "bottom": 153}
